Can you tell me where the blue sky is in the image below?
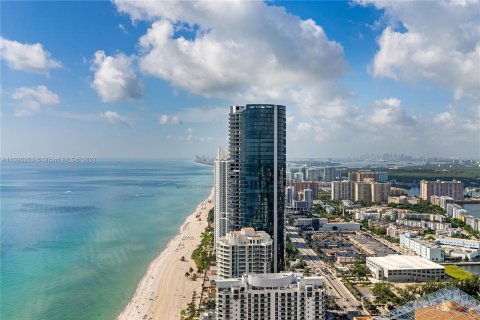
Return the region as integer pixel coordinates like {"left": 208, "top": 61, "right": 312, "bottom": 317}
{"left": 1, "top": 1, "right": 479, "bottom": 159}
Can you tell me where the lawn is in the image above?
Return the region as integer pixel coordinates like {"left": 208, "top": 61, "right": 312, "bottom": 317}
{"left": 444, "top": 265, "right": 473, "bottom": 280}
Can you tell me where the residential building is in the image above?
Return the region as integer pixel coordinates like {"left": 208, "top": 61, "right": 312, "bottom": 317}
{"left": 304, "top": 189, "right": 313, "bottom": 206}
{"left": 355, "top": 182, "right": 372, "bottom": 202}
{"left": 294, "top": 172, "right": 304, "bottom": 182}
{"left": 216, "top": 227, "right": 273, "bottom": 279}
{"left": 430, "top": 195, "right": 455, "bottom": 210}
{"left": 286, "top": 186, "right": 295, "bottom": 207}
{"left": 396, "top": 219, "right": 451, "bottom": 230}
{"left": 400, "top": 234, "right": 445, "bottom": 262}
{"left": 287, "top": 181, "right": 320, "bottom": 200}
{"left": 322, "top": 166, "right": 336, "bottom": 182}
{"left": 216, "top": 273, "right": 326, "bottom": 320}
{"left": 371, "top": 182, "right": 391, "bottom": 203}
{"left": 420, "top": 180, "right": 464, "bottom": 201}
{"left": 331, "top": 180, "right": 355, "bottom": 201}
{"left": 228, "top": 104, "right": 286, "bottom": 272}
{"left": 376, "top": 172, "right": 389, "bottom": 183}
{"left": 214, "top": 147, "right": 230, "bottom": 246}
{"left": 388, "top": 196, "right": 421, "bottom": 205}
{"left": 306, "top": 167, "right": 320, "bottom": 181}
{"left": 397, "top": 212, "right": 446, "bottom": 222}
{"left": 355, "top": 210, "right": 381, "bottom": 221}
{"left": 366, "top": 255, "right": 445, "bottom": 282}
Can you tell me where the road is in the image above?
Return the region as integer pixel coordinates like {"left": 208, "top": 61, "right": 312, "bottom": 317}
{"left": 286, "top": 226, "right": 364, "bottom": 314}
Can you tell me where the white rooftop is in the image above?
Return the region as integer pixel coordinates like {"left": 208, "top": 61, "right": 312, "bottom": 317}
{"left": 367, "top": 255, "right": 444, "bottom": 270}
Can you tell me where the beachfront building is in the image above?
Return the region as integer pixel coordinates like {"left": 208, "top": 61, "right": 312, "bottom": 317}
{"left": 366, "top": 255, "right": 445, "bottom": 282}
{"left": 216, "top": 227, "right": 273, "bottom": 279}
{"left": 400, "top": 233, "right": 445, "bottom": 262}
{"left": 228, "top": 104, "right": 286, "bottom": 272}
{"left": 216, "top": 273, "right": 326, "bottom": 320}
{"left": 214, "top": 147, "right": 230, "bottom": 246}
{"left": 420, "top": 180, "right": 464, "bottom": 201}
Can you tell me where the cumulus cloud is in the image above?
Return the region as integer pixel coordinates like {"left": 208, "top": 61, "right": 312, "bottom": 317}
{"left": 0, "top": 37, "right": 61, "bottom": 73}
{"left": 113, "top": 0, "right": 346, "bottom": 110}
{"left": 101, "top": 111, "right": 131, "bottom": 126}
{"left": 11, "top": 85, "right": 60, "bottom": 117}
{"left": 91, "top": 50, "right": 142, "bottom": 102}
{"left": 370, "top": 98, "right": 416, "bottom": 126}
{"left": 359, "top": 0, "right": 480, "bottom": 99}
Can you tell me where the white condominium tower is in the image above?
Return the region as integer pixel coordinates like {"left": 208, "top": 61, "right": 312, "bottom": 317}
{"left": 216, "top": 273, "right": 326, "bottom": 320}
{"left": 214, "top": 147, "right": 230, "bottom": 246}
{"left": 216, "top": 227, "right": 273, "bottom": 279}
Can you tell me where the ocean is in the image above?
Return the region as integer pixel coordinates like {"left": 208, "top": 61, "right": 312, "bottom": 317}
{"left": 0, "top": 160, "right": 213, "bottom": 320}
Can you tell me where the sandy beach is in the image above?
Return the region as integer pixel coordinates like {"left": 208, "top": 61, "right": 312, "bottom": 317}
{"left": 118, "top": 189, "right": 214, "bottom": 320}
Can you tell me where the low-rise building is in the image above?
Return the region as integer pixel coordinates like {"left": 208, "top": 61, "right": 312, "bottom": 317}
{"left": 355, "top": 210, "right": 381, "bottom": 221}
{"left": 317, "top": 221, "right": 361, "bottom": 232}
{"left": 388, "top": 196, "right": 421, "bottom": 205}
{"left": 216, "top": 273, "right": 325, "bottom": 320}
{"left": 400, "top": 234, "right": 445, "bottom": 262}
{"left": 397, "top": 212, "right": 445, "bottom": 222}
{"left": 395, "top": 219, "right": 451, "bottom": 230}
{"left": 366, "top": 255, "right": 445, "bottom": 282}
{"left": 435, "top": 237, "right": 480, "bottom": 249}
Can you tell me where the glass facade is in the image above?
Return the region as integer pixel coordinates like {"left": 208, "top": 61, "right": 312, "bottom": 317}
{"left": 228, "top": 104, "right": 286, "bottom": 271}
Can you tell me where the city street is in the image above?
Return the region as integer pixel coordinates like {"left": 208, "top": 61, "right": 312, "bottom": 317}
{"left": 286, "top": 227, "right": 365, "bottom": 314}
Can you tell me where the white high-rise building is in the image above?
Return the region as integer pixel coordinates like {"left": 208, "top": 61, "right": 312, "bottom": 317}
{"left": 216, "top": 227, "right": 273, "bottom": 279}
{"left": 293, "top": 172, "right": 304, "bottom": 182}
{"left": 304, "top": 189, "right": 313, "bottom": 205}
{"left": 286, "top": 186, "right": 295, "bottom": 207}
{"left": 216, "top": 273, "right": 326, "bottom": 320}
{"left": 214, "top": 147, "right": 229, "bottom": 247}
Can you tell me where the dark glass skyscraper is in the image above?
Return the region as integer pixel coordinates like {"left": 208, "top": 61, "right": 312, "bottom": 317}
{"left": 228, "top": 104, "right": 286, "bottom": 272}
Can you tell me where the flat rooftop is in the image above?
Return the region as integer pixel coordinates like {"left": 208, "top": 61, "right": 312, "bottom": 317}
{"left": 367, "top": 255, "right": 444, "bottom": 270}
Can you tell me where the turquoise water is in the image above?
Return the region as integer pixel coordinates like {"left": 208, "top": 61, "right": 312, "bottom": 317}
{"left": 1, "top": 160, "right": 213, "bottom": 320}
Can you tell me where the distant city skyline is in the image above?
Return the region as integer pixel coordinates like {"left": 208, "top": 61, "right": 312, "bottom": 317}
{"left": 1, "top": 1, "right": 479, "bottom": 158}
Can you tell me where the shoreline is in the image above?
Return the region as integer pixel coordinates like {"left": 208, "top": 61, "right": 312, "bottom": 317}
{"left": 117, "top": 188, "right": 214, "bottom": 320}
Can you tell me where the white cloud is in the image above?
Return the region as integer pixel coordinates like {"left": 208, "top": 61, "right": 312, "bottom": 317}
{"left": 91, "top": 50, "right": 142, "bottom": 102}
{"left": 360, "top": 1, "right": 480, "bottom": 99}
{"left": 101, "top": 111, "right": 131, "bottom": 126}
{"left": 370, "top": 98, "right": 416, "bottom": 126}
{"left": 11, "top": 85, "right": 60, "bottom": 117}
{"left": 0, "top": 37, "right": 61, "bottom": 73}
{"left": 113, "top": 0, "right": 345, "bottom": 104}
{"left": 158, "top": 114, "right": 181, "bottom": 125}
